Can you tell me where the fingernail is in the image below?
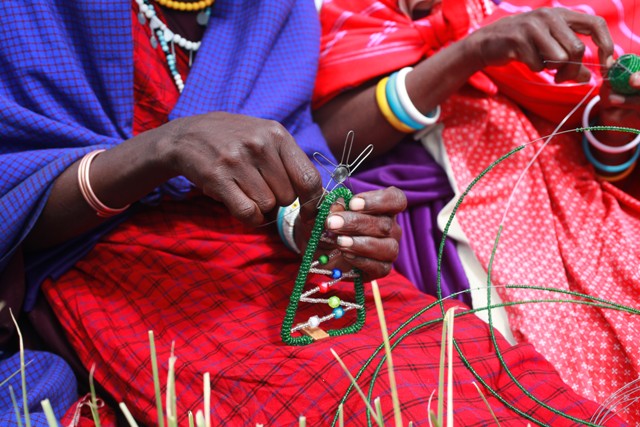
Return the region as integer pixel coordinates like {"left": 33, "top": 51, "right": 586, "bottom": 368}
{"left": 337, "top": 236, "right": 353, "bottom": 247}
{"left": 326, "top": 215, "right": 344, "bottom": 230}
{"left": 606, "top": 55, "right": 615, "bottom": 68}
{"left": 609, "top": 94, "right": 626, "bottom": 105}
{"left": 631, "top": 72, "right": 640, "bottom": 87}
{"left": 349, "top": 197, "right": 365, "bottom": 211}
{"left": 343, "top": 252, "right": 356, "bottom": 259}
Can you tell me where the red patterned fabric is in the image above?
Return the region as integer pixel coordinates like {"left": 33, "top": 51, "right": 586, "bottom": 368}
{"left": 314, "top": 0, "right": 497, "bottom": 107}
{"left": 42, "top": 199, "right": 625, "bottom": 426}
{"left": 314, "top": 0, "right": 640, "bottom": 424}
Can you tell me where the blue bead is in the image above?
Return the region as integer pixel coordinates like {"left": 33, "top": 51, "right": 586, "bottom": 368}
{"left": 333, "top": 307, "right": 344, "bottom": 319}
{"left": 331, "top": 268, "right": 342, "bottom": 280}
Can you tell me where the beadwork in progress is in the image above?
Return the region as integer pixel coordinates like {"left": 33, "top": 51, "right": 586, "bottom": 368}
{"left": 608, "top": 53, "right": 640, "bottom": 95}
{"left": 280, "top": 186, "right": 366, "bottom": 346}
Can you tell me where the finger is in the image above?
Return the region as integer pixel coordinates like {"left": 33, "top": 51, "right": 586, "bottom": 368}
{"left": 562, "top": 11, "right": 614, "bottom": 68}
{"left": 607, "top": 93, "right": 640, "bottom": 108}
{"left": 235, "top": 168, "right": 277, "bottom": 214}
{"left": 255, "top": 146, "right": 298, "bottom": 207}
{"left": 275, "top": 131, "right": 324, "bottom": 221}
{"left": 348, "top": 187, "right": 407, "bottom": 216}
{"left": 340, "top": 254, "right": 393, "bottom": 282}
{"left": 203, "top": 180, "right": 264, "bottom": 226}
{"left": 326, "top": 211, "right": 397, "bottom": 239}
{"left": 546, "top": 18, "right": 589, "bottom": 82}
{"left": 631, "top": 72, "right": 640, "bottom": 89}
{"left": 337, "top": 236, "right": 399, "bottom": 263}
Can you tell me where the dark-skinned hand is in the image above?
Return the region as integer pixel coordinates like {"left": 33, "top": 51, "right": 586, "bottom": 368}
{"left": 294, "top": 186, "right": 407, "bottom": 282}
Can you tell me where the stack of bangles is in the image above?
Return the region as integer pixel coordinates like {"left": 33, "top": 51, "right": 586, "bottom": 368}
{"left": 375, "top": 66, "right": 441, "bottom": 133}
{"left": 582, "top": 95, "right": 640, "bottom": 182}
{"left": 78, "top": 149, "right": 131, "bottom": 217}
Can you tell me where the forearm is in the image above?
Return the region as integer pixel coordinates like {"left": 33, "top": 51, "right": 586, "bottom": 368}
{"left": 314, "top": 38, "right": 483, "bottom": 157}
{"left": 24, "top": 127, "right": 175, "bottom": 251}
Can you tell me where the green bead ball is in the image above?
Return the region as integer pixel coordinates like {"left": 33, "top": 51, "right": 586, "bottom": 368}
{"left": 608, "top": 53, "right": 640, "bottom": 95}
{"left": 328, "top": 296, "right": 341, "bottom": 308}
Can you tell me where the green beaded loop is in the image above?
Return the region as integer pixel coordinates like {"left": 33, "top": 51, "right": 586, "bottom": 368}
{"left": 281, "top": 187, "right": 366, "bottom": 346}
{"left": 608, "top": 53, "right": 640, "bottom": 95}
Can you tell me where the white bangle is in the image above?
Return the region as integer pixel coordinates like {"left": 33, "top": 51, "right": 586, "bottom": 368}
{"left": 277, "top": 199, "right": 301, "bottom": 254}
{"left": 582, "top": 95, "right": 640, "bottom": 154}
{"left": 77, "top": 149, "right": 130, "bottom": 218}
{"left": 395, "top": 66, "right": 441, "bottom": 127}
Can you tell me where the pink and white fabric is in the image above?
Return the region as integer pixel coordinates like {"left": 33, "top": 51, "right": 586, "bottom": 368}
{"left": 315, "top": 0, "right": 640, "bottom": 423}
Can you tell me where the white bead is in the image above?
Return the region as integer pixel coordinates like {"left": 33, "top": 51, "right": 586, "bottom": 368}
{"left": 149, "top": 16, "right": 162, "bottom": 30}
{"left": 194, "top": 42, "right": 201, "bottom": 51}
{"left": 164, "top": 28, "right": 174, "bottom": 41}
{"left": 144, "top": 9, "right": 154, "bottom": 19}
{"left": 173, "top": 34, "right": 182, "bottom": 44}
{"left": 178, "top": 38, "right": 188, "bottom": 48}
{"left": 135, "top": 0, "right": 144, "bottom": 5}
{"left": 308, "top": 316, "right": 320, "bottom": 328}
{"left": 140, "top": 4, "right": 149, "bottom": 12}
{"left": 186, "top": 41, "right": 195, "bottom": 51}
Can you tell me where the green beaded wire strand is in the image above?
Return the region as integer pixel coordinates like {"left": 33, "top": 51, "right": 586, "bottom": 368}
{"left": 332, "top": 125, "right": 640, "bottom": 426}
{"left": 281, "top": 186, "right": 365, "bottom": 346}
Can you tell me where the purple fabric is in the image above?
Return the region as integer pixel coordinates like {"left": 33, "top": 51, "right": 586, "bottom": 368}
{"left": 350, "top": 139, "right": 471, "bottom": 304}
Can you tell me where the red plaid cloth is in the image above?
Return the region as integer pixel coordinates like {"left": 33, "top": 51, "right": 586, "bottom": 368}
{"left": 41, "top": 199, "right": 625, "bottom": 426}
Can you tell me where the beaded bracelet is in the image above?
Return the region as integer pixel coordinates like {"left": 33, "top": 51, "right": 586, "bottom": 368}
{"left": 277, "top": 199, "right": 301, "bottom": 254}
{"left": 582, "top": 95, "right": 640, "bottom": 154}
{"left": 582, "top": 134, "right": 640, "bottom": 174}
{"left": 386, "top": 72, "right": 423, "bottom": 130}
{"left": 395, "top": 67, "right": 441, "bottom": 127}
{"left": 375, "top": 77, "right": 415, "bottom": 133}
{"left": 77, "top": 150, "right": 130, "bottom": 218}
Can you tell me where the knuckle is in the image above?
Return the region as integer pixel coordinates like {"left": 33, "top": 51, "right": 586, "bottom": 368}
{"left": 389, "top": 186, "right": 408, "bottom": 211}
{"left": 299, "top": 167, "right": 322, "bottom": 192}
{"left": 234, "top": 202, "right": 259, "bottom": 222}
{"left": 256, "top": 196, "right": 276, "bottom": 213}
{"left": 380, "top": 262, "right": 392, "bottom": 277}
{"left": 568, "top": 41, "right": 585, "bottom": 57}
{"left": 266, "top": 120, "right": 289, "bottom": 143}
{"left": 378, "top": 217, "right": 394, "bottom": 235}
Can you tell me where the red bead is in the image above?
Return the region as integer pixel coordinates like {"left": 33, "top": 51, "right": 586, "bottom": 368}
{"left": 318, "top": 282, "right": 330, "bottom": 293}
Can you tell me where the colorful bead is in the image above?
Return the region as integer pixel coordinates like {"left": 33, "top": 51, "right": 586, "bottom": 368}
{"left": 318, "top": 282, "right": 329, "bottom": 293}
{"left": 328, "top": 296, "right": 341, "bottom": 308}
{"left": 318, "top": 254, "right": 329, "bottom": 265}
{"left": 137, "top": 0, "right": 209, "bottom": 93}
{"left": 333, "top": 307, "right": 344, "bottom": 319}
{"left": 331, "top": 268, "right": 342, "bottom": 279}
{"left": 308, "top": 315, "right": 320, "bottom": 328}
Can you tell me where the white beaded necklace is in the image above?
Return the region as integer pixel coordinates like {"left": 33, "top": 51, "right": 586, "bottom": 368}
{"left": 134, "top": 0, "right": 210, "bottom": 92}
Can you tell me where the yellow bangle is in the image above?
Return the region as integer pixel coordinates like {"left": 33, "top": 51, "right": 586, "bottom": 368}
{"left": 375, "top": 77, "right": 415, "bottom": 133}
{"left": 596, "top": 161, "right": 637, "bottom": 182}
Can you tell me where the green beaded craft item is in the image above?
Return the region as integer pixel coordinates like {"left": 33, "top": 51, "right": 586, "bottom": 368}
{"left": 608, "top": 53, "right": 640, "bottom": 95}
{"left": 281, "top": 186, "right": 366, "bottom": 346}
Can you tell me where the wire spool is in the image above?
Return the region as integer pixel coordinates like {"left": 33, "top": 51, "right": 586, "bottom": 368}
{"left": 608, "top": 53, "right": 640, "bottom": 95}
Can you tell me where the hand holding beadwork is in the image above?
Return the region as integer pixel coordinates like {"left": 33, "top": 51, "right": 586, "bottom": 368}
{"left": 296, "top": 186, "right": 407, "bottom": 281}
{"left": 464, "top": 7, "right": 613, "bottom": 84}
